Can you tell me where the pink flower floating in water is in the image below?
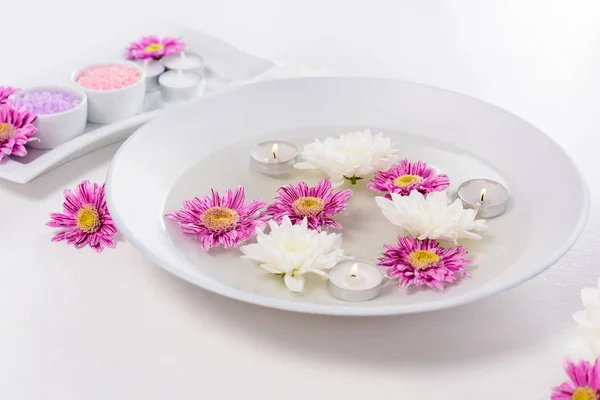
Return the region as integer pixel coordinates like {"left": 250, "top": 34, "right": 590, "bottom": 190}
{"left": 126, "top": 35, "right": 186, "bottom": 60}
{"left": 551, "top": 358, "right": 600, "bottom": 400}
{"left": 0, "top": 86, "right": 20, "bottom": 104}
{"left": 378, "top": 237, "right": 471, "bottom": 290}
{"left": 166, "top": 187, "right": 266, "bottom": 250}
{"left": 367, "top": 159, "right": 450, "bottom": 198}
{"left": 47, "top": 181, "right": 117, "bottom": 253}
{"left": 0, "top": 103, "right": 37, "bottom": 161}
{"left": 264, "top": 178, "right": 353, "bottom": 231}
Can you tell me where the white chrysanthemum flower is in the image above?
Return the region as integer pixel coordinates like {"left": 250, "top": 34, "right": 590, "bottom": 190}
{"left": 569, "top": 279, "right": 600, "bottom": 361}
{"left": 294, "top": 129, "right": 401, "bottom": 187}
{"left": 240, "top": 216, "right": 348, "bottom": 292}
{"left": 375, "top": 191, "right": 487, "bottom": 244}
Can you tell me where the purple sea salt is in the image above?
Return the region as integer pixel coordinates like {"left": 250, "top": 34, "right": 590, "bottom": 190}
{"left": 13, "top": 90, "right": 82, "bottom": 115}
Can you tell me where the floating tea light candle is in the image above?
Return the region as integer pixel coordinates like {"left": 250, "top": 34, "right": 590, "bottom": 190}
{"left": 250, "top": 141, "right": 298, "bottom": 175}
{"left": 457, "top": 178, "right": 509, "bottom": 218}
{"left": 158, "top": 69, "right": 203, "bottom": 103}
{"left": 73, "top": 61, "right": 145, "bottom": 124}
{"left": 160, "top": 51, "right": 204, "bottom": 74}
{"left": 135, "top": 59, "right": 165, "bottom": 92}
{"left": 12, "top": 85, "right": 87, "bottom": 149}
{"left": 328, "top": 261, "right": 384, "bottom": 302}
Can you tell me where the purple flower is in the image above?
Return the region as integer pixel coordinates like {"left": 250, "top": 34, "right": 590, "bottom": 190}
{"left": 367, "top": 159, "right": 450, "bottom": 198}
{"left": 552, "top": 358, "right": 600, "bottom": 400}
{"left": 166, "top": 187, "right": 266, "bottom": 250}
{"left": 0, "top": 102, "right": 37, "bottom": 161}
{"left": 47, "top": 181, "right": 117, "bottom": 253}
{"left": 264, "top": 178, "right": 352, "bottom": 231}
{"left": 126, "top": 35, "right": 186, "bottom": 60}
{"left": 0, "top": 86, "right": 20, "bottom": 104}
{"left": 378, "top": 237, "right": 471, "bottom": 290}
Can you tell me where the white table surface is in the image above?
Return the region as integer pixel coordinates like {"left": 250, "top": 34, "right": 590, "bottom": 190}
{"left": 1, "top": 1, "right": 599, "bottom": 398}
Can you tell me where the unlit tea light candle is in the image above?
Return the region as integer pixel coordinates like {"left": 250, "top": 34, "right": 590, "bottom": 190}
{"left": 250, "top": 141, "right": 298, "bottom": 175}
{"left": 158, "top": 69, "right": 203, "bottom": 102}
{"left": 328, "top": 261, "right": 384, "bottom": 302}
{"left": 457, "top": 178, "right": 509, "bottom": 218}
{"left": 160, "top": 51, "right": 204, "bottom": 73}
{"left": 136, "top": 59, "right": 165, "bottom": 91}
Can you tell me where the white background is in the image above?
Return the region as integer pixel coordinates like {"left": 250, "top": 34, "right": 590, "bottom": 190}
{"left": 1, "top": 1, "right": 599, "bottom": 398}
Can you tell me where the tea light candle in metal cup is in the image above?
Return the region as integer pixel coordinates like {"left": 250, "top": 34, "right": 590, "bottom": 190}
{"left": 250, "top": 141, "right": 298, "bottom": 175}
{"left": 328, "top": 261, "right": 384, "bottom": 302}
{"left": 135, "top": 59, "right": 165, "bottom": 92}
{"left": 160, "top": 51, "right": 204, "bottom": 74}
{"left": 158, "top": 69, "right": 204, "bottom": 103}
{"left": 457, "top": 178, "right": 509, "bottom": 218}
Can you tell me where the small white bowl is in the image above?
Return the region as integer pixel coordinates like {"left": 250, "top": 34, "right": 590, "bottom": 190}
{"left": 72, "top": 61, "right": 146, "bottom": 124}
{"left": 12, "top": 85, "right": 88, "bottom": 150}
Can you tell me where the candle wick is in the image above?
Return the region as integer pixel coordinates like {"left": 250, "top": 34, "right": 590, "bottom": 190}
{"left": 480, "top": 193, "right": 484, "bottom": 202}
{"left": 351, "top": 273, "right": 357, "bottom": 278}
{"left": 272, "top": 151, "right": 277, "bottom": 160}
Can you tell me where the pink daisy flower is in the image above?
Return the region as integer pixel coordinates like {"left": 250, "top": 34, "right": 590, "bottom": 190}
{"left": 264, "top": 178, "right": 352, "bottom": 231}
{"left": 367, "top": 159, "right": 450, "bottom": 198}
{"left": 0, "top": 103, "right": 37, "bottom": 161}
{"left": 552, "top": 358, "right": 600, "bottom": 400}
{"left": 378, "top": 237, "right": 471, "bottom": 290}
{"left": 47, "top": 181, "right": 117, "bottom": 253}
{"left": 166, "top": 187, "right": 266, "bottom": 250}
{"left": 126, "top": 35, "right": 186, "bottom": 60}
{"left": 0, "top": 86, "right": 20, "bottom": 104}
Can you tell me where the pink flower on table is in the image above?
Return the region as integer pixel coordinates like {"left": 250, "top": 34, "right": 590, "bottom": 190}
{"left": 378, "top": 237, "right": 471, "bottom": 290}
{"left": 367, "top": 159, "right": 450, "bottom": 199}
{"left": 552, "top": 358, "right": 600, "bottom": 400}
{"left": 47, "top": 181, "right": 117, "bottom": 253}
{"left": 166, "top": 187, "right": 266, "bottom": 250}
{"left": 126, "top": 35, "right": 186, "bottom": 60}
{"left": 264, "top": 178, "right": 352, "bottom": 231}
{"left": 0, "top": 103, "right": 37, "bottom": 161}
{"left": 0, "top": 86, "right": 20, "bottom": 104}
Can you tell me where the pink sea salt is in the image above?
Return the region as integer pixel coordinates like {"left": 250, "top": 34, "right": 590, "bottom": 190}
{"left": 76, "top": 65, "right": 140, "bottom": 91}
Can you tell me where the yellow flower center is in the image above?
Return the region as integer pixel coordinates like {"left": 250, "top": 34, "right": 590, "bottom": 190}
{"left": 144, "top": 43, "right": 164, "bottom": 53}
{"left": 394, "top": 174, "right": 422, "bottom": 188}
{"left": 0, "top": 123, "right": 14, "bottom": 142}
{"left": 76, "top": 205, "right": 102, "bottom": 234}
{"left": 407, "top": 249, "right": 440, "bottom": 270}
{"left": 573, "top": 387, "right": 598, "bottom": 400}
{"left": 292, "top": 196, "right": 325, "bottom": 217}
{"left": 201, "top": 206, "right": 239, "bottom": 232}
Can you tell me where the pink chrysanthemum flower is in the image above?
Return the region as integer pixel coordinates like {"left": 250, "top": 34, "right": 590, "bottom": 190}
{"left": 552, "top": 358, "right": 600, "bottom": 400}
{"left": 166, "top": 187, "right": 266, "bottom": 250}
{"left": 47, "top": 181, "right": 117, "bottom": 253}
{"left": 264, "top": 178, "right": 352, "bottom": 231}
{"left": 378, "top": 237, "right": 471, "bottom": 290}
{"left": 126, "top": 35, "right": 186, "bottom": 60}
{"left": 367, "top": 159, "right": 450, "bottom": 198}
{"left": 0, "top": 103, "right": 37, "bottom": 161}
{"left": 0, "top": 86, "right": 20, "bottom": 104}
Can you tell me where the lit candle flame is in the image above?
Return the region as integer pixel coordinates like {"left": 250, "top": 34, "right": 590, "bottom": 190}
{"left": 350, "top": 263, "right": 358, "bottom": 277}
{"left": 480, "top": 188, "right": 487, "bottom": 202}
{"left": 272, "top": 143, "right": 278, "bottom": 160}
{"left": 181, "top": 51, "right": 186, "bottom": 59}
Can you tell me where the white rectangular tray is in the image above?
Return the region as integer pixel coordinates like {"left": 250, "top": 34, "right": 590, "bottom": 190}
{"left": 0, "top": 24, "right": 277, "bottom": 184}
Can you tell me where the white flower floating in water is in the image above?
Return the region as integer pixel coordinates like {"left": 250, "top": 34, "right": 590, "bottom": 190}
{"left": 375, "top": 191, "right": 487, "bottom": 245}
{"left": 240, "top": 216, "right": 347, "bottom": 293}
{"left": 294, "top": 129, "right": 401, "bottom": 187}
{"left": 570, "top": 278, "right": 600, "bottom": 361}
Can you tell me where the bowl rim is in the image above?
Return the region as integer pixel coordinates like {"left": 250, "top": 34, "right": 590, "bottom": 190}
{"left": 105, "top": 76, "right": 590, "bottom": 316}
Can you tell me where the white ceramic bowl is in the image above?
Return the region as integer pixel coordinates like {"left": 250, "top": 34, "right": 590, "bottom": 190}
{"left": 105, "top": 77, "right": 589, "bottom": 316}
{"left": 72, "top": 61, "right": 146, "bottom": 124}
{"left": 12, "top": 85, "right": 87, "bottom": 150}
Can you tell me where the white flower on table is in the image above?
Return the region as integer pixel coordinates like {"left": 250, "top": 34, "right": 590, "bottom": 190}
{"left": 240, "top": 216, "right": 347, "bottom": 293}
{"left": 294, "top": 129, "right": 401, "bottom": 187}
{"left": 570, "top": 278, "right": 600, "bottom": 361}
{"left": 375, "top": 191, "right": 487, "bottom": 245}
